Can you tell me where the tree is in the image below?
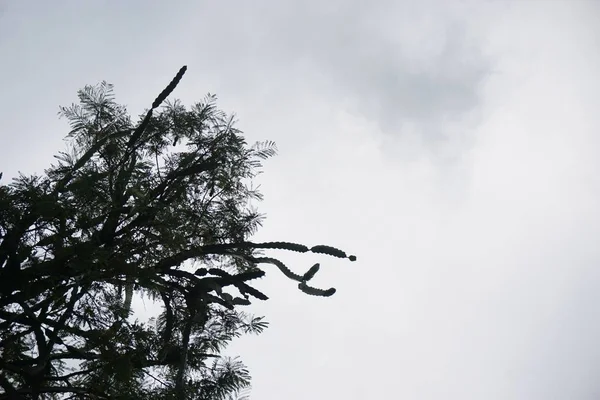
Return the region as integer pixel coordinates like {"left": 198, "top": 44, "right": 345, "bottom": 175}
{"left": 0, "top": 66, "right": 356, "bottom": 399}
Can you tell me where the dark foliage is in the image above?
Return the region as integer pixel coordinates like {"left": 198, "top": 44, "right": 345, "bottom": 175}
{"left": 0, "top": 66, "right": 356, "bottom": 399}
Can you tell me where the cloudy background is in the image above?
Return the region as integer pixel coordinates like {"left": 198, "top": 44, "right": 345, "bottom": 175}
{"left": 1, "top": 0, "right": 600, "bottom": 398}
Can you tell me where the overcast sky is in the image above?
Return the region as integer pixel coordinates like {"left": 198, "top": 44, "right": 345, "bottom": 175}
{"left": 2, "top": 1, "right": 600, "bottom": 399}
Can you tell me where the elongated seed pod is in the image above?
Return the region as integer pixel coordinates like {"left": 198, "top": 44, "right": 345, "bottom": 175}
{"left": 204, "top": 293, "right": 234, "bottom": 309}
{"left": 208, "top": 268, "right": 231, "bottom": 278}
{"left": 310, "top": 245, "right": 353, "bottom": 259}
{"left": 252, "top": 257, "right": 303, "bottom": 282}
{"left": 298, "top": 281, "right": 336, "bottom": 297}
{"left": 301, "top": 263, "right": 320, "bottom": 282}
{"left": 236, "top": 282, "right": 269, "bottom": 301}
{"left": 234, "top": 270, "right": 266, "bottom": 281}
{"left": 221, "top": 292, "right": 233, "bottom": 303}
{"left": 256, "top": 242, "right": 309, "bottom": 253}
{"left": 195, "top": 278, "right": 223, "bottom": 295}
{"left": 232, "top": 297, "right": 251, "bottom": 306}
{"left": 152, "top": 65, "right": 187, "bottom": 109}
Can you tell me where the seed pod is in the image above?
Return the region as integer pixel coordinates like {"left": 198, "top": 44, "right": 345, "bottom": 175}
{"left": 208, "top": 268, "right": 232, "bottom": 278}
{"left": 298, "top": 281, "right": 336, "bottom": 297}
{"left": 253, "top": 257, "right": 303, "bottom": 282}
{"left": 204, "top": 293, "right": 233, "bottom": 309}
{"left": 234, "top": 270, "right": 266, "bottom": 281}
{"left": 310, "top": 245, "right": 347, "bottom": 258}
{"left": 301, "top": 263, "right": 320, "bottom": 282}
{"left": 152, "top": 65, "right": 187, "bottom": 109}
{"left": 232, "top": 297, "right": 252, "bottom": 306}
{"left": 258, "top": 242, "right": 309, "bottom": 253}
{"left": 236, "top": 282, "right": 269, "bottom": 301}
{"left": 221, "top": 292, "right": 233, "bottom": 303}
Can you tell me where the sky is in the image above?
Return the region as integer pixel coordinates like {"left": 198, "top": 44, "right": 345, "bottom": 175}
{"left": 1, "top": 1, "right": 600, "bottom": 398}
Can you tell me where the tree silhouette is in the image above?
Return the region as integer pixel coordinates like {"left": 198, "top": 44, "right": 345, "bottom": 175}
{"left": 0, "top": 66, "right": 356, "bottom": 399}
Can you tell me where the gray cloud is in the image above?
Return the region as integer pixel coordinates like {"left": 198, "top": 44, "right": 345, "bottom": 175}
{"left": 2, "top": 1, "right": 600, "bottom": 399}
{"left": 274, "top": 7, "right": 489, "bottom": 134}
{"left": 186, "top": 1, "right": 491, "bottom": 153}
